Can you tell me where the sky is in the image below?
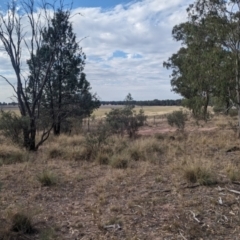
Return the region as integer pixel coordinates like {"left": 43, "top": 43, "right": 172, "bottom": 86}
{"left": 0, "top": 0, "right": 192, "bottom": 102}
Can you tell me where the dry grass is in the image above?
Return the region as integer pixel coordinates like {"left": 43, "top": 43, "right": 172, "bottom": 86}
{"left": 1, "top": 114, "right": 240, "bottom": 239}
{"left": 93, "top": 105, "right": 182, "bottom": 118}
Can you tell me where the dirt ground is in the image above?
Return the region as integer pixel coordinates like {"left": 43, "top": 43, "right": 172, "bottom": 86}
{"left": 1, "top": 118, "right": 240, "bottom": 239}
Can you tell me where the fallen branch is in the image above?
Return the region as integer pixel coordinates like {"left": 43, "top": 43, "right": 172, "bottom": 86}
{"left": 104, "top": 224, "right": 122, "bottom": 230}
{"left": 228, "top": 189, "right": 240, "bottom": 195}
{"left": 189, "top": 210, "right": 201, "bottom": 223}
{"left": 232, "top": 181, "right": 240, "bottom": 185}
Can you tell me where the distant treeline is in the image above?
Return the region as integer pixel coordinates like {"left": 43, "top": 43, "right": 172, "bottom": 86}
{"left": 101, "top": 99, "right": 182, "bottom": 106}
{"left": 0, "top": 102, "right": 18, "bottom": 106}
{"left": 0, "top": 99, "right": 182, "bottom": 107}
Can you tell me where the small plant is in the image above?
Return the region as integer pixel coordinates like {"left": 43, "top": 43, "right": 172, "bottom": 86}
{"left": 167, "top": 110, "right": 187, "bottom": 130}
{"left": 48, "top": 145, "right": 63, "bottom": 159}
{"left": 183, "top": 164, "right": 217, "bottom": 186}
{"left": 226, "top": 165, "right": 240, "bottom": 182}
{"left": 110, "top": 155, "right": 129, "bottom": 169}
{"left": 37, "top": 170, "right": 57, "bottom": 186}
{"left": 229, "top": 108, "right": 238, "bottom": 117}
{"left": 40, "top": 227, "right": 56, "bottom": 240}
{"left": 11, "top": 212, "right": 34, "bottom": 234}
{"left": 96, "top": 152, "right": 110, "bottom": 165}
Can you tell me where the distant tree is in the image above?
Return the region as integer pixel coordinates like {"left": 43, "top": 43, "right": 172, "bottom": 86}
{"left": 105, "top": 94, "right": 146, "bottom": 138}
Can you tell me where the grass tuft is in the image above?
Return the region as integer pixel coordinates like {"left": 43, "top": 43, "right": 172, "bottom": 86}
{"left": 11, "top": 212, "right": 35, "bottom": 234}
{"left": 183, "top": 162, "right": 217, "bottom": 186}
{"left": 0, "top": 145, "right": 27, "bottom": 165}
{"left": 37, "top": 170, "right": 57, "bottom": 186}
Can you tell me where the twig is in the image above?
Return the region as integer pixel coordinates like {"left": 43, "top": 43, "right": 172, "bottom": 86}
{"left": 228, "top": 189, "right": 240, "bottom": 195}
{"left": 189, "top": 210, "right": 200, "bottom": 223}
{"left": 232, "top": 181, "right": 240, "bottom": 185}
{"left": 104, "top": 224, "right": 121, "bottom": 230}
{"left": 180, "top": 231, "right": 188, "bottom": 240}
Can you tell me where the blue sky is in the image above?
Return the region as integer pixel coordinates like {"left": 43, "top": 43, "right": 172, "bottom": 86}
{"left": 0, "top": 0, "right": 192, "bottom": 102}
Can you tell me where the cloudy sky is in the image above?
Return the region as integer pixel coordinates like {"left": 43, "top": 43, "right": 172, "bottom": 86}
{"left": 0, "top": 0, "right": 192, "bottom": 102}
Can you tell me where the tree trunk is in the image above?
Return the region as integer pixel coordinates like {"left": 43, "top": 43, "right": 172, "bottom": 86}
{"left": 53, "top": 121, "right": 61, "bottom": 135}
{"left": 235, "top": 55, "right": 240, "bottom": 138}
{"left": 203, "top": 92, "right": 209, "bottom": 122}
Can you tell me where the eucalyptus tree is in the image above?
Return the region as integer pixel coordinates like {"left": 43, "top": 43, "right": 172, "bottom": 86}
{"left": 186, "top": 0, "right": 240, "bottom": 134}
{"left": 164, "top": 0, "right": 236, "bottom": 121}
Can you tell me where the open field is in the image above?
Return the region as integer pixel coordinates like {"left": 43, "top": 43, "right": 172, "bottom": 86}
{"left": 0, "top": 105, "right": 183, "bottom": 118}
{"left": 1, "top": 114, "right": 240, "bottom": 239}
{"left": 93, "top": 105, "right": 182, "bottom": 118}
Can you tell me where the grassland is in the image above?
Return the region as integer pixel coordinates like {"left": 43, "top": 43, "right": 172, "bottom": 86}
{"left": 1, "top": 111, "right": 240, "bottom": 239}
{"left": 93, "top": 105, "right": 182, "bottom": 118}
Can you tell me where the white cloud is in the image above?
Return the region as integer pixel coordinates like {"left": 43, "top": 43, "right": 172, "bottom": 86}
{"left": 0, "top": 0, "right": 192, "bottom": 102}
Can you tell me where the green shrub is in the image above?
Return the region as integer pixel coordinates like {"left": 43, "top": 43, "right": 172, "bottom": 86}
{"left": 167, "top": 110, "right": 187, "bottom": 130}
{"left": 105, "top": 94, "right": 147, "bottom": 138}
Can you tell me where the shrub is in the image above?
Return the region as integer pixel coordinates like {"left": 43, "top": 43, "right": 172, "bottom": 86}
{"left": 37, "top": 170, "right": 57, "bottom": 186}
{"left": 167, "top": 110, "right": 187, "bottom": 130}
{"left": 84, "top": 122, "right": 111, "bottom": 160}
{"left": 105, "top": 94, "right": 147, "bottom": 138}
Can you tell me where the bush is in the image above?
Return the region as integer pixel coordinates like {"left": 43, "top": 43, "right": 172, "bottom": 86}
{"left": 167, "top": 110, "right": 187, "bottom": 130}
{"left": 105, "top": 107, "right": 146, "bottom": 138}
{"left": 84, "top": 122, "right": 111, "bottom": 160}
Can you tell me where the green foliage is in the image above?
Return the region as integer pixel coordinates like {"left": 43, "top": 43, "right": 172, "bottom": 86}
{"left": 163, "top": 0, "right": 237, "bottom": 123}
{"left": 167, "top": 110, "right": 187, "bottom": 130}
{"left": 105, "top": 94, "right": 147, "bottom": 138}
{"left": 26, "top": 9, "right": 100, "bottom": 136}
{"left": 0, "top": 111, "right": 29, "bottom": 145}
